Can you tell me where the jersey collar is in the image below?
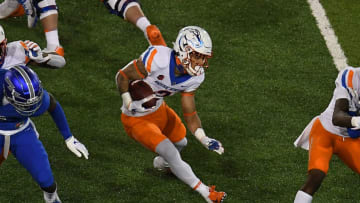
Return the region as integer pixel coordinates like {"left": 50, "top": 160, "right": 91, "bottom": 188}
{"left": 169, "top": 51, "right": 191, "bottom": 85}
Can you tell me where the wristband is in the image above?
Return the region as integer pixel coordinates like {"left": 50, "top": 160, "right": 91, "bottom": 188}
{"left": 194, "top": 128, "right": 206, "bottom": 141}
{"left": 351, "top": 116, "right": 360, "bottom": 128}
{"left": 121, "top": 92, "right": 132, "bottom": 108}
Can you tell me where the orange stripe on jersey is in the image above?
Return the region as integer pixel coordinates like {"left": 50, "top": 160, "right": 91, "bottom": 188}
{"left": 25, "top": 56, "right": 30, "bottom": 64}
{"left": 118, "top": 70, "right": 128, "bottom": 80}
{"left": 133, "top": 60, "right": 145, "bottom": 78}
{"left": 146, "top": 49, "right": 157, "bottom": 73}
{"left": 181, "top": 92, "right": 195, "bottom": 97}
{"left": 348, "top": 70, "right": 354, "bottom": 88}
{"left": 183, "top": 111, "right": 197, "bottom": 117}
{"left": 20, "top": 41, "right": 28, "bottom": 50}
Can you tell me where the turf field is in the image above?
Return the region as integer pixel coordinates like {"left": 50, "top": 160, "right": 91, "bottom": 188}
{"left": 0, "top": 0, "right": 360, "bottom": 202}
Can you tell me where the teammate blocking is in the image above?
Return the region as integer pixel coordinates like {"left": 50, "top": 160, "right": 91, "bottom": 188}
{"left": 116, "top": 26, "right": 226, "bottom": 203}
{"left": 0, "top": 65, "right": 89, "bottom": 203}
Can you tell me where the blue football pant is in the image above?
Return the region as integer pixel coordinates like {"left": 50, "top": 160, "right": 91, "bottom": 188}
{"left": 0, "top": 124, "right": 55, "bottom": 188}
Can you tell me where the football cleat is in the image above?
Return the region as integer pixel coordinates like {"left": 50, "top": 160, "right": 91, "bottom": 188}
{"left": 42, "top": 46, "right": 66, "bottom": 68}
{"left": 153, "top": 156, "right": 170, "bottom": 172}
{"left": 17, "top": 0, "right": 37, "bottom": 28}
{"left": 146, "top": 25, "right": 166, "bottom": 46}
{"left": 0, "top": 0, "right": 25, "bottom": 19}
{"left": 207, "top": 186, "right": 226, "bottom": 203}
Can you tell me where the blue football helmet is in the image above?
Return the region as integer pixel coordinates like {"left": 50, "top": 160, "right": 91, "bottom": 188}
{"left": 4, "top": 65, "right": 43, "bottom": 116}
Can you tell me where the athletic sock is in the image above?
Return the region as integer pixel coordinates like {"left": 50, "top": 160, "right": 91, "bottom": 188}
{"left": 45, "top": 29, "right": 60, "bottom": 50}
{"left": 136, "top": 16, "right": 150, "bottom": 33}
{"left": 294, "top": 190, "right": 313, "bottom": 203}
{"left": 193, "top": 181, "right": 210, "bottom": 198}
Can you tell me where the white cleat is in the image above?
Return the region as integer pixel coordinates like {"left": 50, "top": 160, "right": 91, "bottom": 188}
{"left": 42, "top": 46, "right": 66, "bottom": 68}
{"left": 0, "top": 0, "right": 21, "bottom": 19}
{"left": 17, "top": 0, "right": 37, "bottom": 28}
{"left": 153, "top": 156, "right": 170, "bottom": 172}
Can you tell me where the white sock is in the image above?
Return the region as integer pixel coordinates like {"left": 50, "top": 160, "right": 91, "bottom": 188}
{"left": 135, "top": 16, "right": 150, "bottom": 33}
{"left": 193, "top": 181, "right": 210, "bottom": 199}
{"left": 294, "top": 190, "right": 312, "bottom": 203}
{"left": 45, "top": 30, "right": 60, "bottom": 50}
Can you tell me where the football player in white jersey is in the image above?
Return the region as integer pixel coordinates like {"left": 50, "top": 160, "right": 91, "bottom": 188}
{"left": 115, "top": 26, "right": 226, "bottom": 203}
{"left": 294, "top": 67, "right": 360, "bottom": 203}
{"left": 0, "top": 0, "right": 65, "bottom": 68}
{"left": 0, "top": 25, "right": 64, "bottom": 69}
{"left": 102, "top": 0, "right": 166, "bottom": 46}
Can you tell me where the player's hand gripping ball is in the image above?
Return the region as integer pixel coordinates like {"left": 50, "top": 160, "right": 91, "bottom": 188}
{"left": 129, "top": 80, "right": 158, "bottom": 109}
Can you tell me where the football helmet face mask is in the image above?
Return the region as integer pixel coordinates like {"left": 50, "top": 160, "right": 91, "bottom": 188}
{"left": 173, "top": 26, "right": 212, "bottom": 76}
{"left": 4, "top": 65, "right": 43, "bottom": 116}
{"left": 0, "top": 25, "right": 7, "bottom": 66}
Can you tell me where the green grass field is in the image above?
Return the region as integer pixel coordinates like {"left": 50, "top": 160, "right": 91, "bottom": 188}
{"left": 0, "top": 0, "right": 360, "bottom": 202}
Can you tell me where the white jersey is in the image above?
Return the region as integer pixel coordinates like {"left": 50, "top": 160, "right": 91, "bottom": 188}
{"left": 319, "top": 66, "right": 360, "bottom": 137}
{"left": 0, "top": 41, "right": 29, "bottom": 69}
{"left": 121, "top": 46, "right": 205, "bottom": 117}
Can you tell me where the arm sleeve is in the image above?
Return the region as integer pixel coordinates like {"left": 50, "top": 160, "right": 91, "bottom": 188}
{"left": 48, "top": 101, "right": 72, "bottom": 140}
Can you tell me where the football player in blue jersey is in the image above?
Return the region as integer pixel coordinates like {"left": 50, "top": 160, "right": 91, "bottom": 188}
{"left": 0, "top": 65, "right": 89, "bottom": 203}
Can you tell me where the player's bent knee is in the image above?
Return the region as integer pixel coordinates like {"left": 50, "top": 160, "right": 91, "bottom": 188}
{"left": 103, "top": 0, "right": 140, "bottom": 19}
{"left": 174, "top": 137, "right": 187, "bottom": 148}
{"left": 155, "top": 139, "right": 180, "bottom": 162}
{"left": 36, "top": 0, "right": 58, "bottom": 20}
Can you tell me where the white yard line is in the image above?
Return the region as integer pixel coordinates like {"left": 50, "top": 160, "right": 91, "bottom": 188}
{"left": 307, "top": 0, "right": 348, "bottom": 71}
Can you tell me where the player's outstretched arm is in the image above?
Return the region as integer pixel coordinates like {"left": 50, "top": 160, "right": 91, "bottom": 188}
{"left": 47, "top": 93, "right": 89, "bottom": 159}
{"left": 181, "top": 92, "right": 224, "bottom": 155}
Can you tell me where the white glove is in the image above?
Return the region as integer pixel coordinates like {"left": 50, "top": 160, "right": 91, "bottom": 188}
{"left": 24, "top": 40, "right": 49, "bottom": 63}
{"left": 65, "top": 136, "right": 89, "bottom": 159}
{"left": 122, "top": 92, "right": 156, "bottom": 113}
{"left": 351, "top": 116, "right": 360, "bottom": 129}
{"left": 194, "top": 128, "right": 224, "bottom": 155}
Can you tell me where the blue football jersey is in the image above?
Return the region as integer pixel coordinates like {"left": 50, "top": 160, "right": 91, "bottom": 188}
{"left": 0, "top": 69, "right": 50, "bottom": 130}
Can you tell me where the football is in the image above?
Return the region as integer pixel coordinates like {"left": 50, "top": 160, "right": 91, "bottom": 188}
{"left": 128, "top": 80, "right": 157, "bottom": 109}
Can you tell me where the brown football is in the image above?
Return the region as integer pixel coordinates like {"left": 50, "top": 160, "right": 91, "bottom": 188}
{"left": 128, "top": 80, "right": 157, "bottom": 109}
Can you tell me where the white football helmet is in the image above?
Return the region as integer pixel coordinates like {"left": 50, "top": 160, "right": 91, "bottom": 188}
{"left": 0, "top": 25, "right": 7, "bottom": 66}
{"left": 173, "top": 26, "right": 212, "bottom": 76}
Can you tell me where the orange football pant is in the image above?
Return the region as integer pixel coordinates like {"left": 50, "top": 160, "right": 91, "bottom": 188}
{"left": 121, "top": 102, "right": 186, "bottom": 152}
{"left": 308, "top": 118, "right": 360, "bottom": 174}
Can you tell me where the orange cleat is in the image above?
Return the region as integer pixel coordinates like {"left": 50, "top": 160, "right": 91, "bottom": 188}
{"left": 146, "top": 25, "right": 166, "bottom": 46}
{"left": 9, "top": 5, "right": 25, "bottom": 17}
{"left": 207, "top": 186, "right": 227, "bottom": 203}
{"left": 54, "top": 46, "right": 65, "bottom": 57}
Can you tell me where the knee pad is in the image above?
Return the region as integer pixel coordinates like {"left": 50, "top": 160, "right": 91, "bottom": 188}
{"left": 34, "top": 0, "right": 58, "bottom": 20}
{"left": 103, "top": 0, "right": 140, "bottom": 20}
